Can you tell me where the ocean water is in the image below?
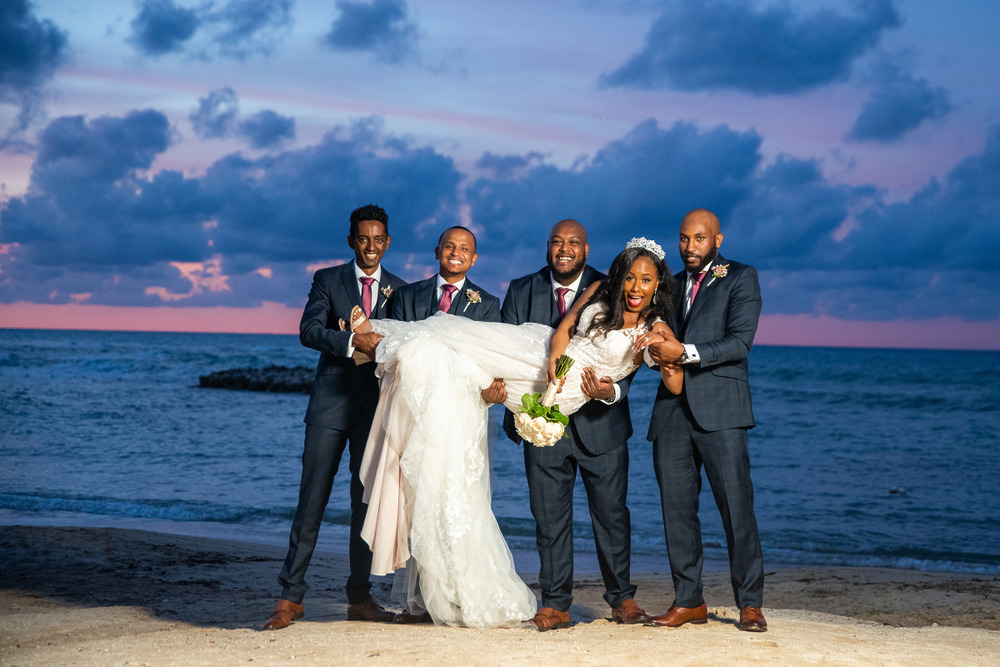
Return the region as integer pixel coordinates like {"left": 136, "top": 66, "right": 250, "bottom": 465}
{"left": 1, "top": 328, "right": 998, "bottom": 576}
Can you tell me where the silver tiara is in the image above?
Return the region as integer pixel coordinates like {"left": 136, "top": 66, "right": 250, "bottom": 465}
{"left": 625, "top": 237, "right": 664, "bottom": 260}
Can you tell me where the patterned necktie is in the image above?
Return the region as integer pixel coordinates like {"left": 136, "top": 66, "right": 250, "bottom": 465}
{"left": 438, "top": 284, "right": 458, "bottom": 312}
{"left": 555, "top": 287, "right": 569, "bottom": 319}
{"left": 685, "top": 271, "right": 707, "bottom": 315}
{"left": 359, "top": 276, "right": 375, "bottom": 317}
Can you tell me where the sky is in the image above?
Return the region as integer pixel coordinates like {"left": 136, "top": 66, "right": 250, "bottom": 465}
{"left": 1, "top": 0, "right": 999, "bottom": 349}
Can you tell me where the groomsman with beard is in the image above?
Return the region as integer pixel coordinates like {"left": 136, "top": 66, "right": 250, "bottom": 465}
{"left": 499, "top": 219, "right": 649, "bottom": 630}
{"left": 642, "top": 208, "right": 767, "bottom": 632}
{"left": 264, "top": 204, "right": 406, "bottom": 630}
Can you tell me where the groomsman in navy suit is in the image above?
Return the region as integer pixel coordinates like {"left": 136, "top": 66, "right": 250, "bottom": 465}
{"left": 500, "top": 219, "right": 649, "bottom": 630}
{"left": 643, "top": 208, "right": 767, "bottom": 632}
{"left": 390, "top": 226, "right": 501, "bottom": 324}
{"left": 264, "top": 204, "right": 407, "bottom": 630}
{"left": 388, "top": 224, "right": 503, "bottom": 624}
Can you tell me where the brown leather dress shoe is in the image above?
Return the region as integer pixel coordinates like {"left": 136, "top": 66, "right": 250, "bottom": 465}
{"left": 346, "top": 598, "right": 395, "bottom": 622}
{"left": 532, "top": 607, "right": 571, "bottom": 631}
{"left": 645, "top": 603, "right": 708, "bottom": 627}
{"left": 739, "top": 606, "right": 767, "bottom": 632}
{"left": 611, "top": 599, "right": 650, "bottom": 624}
{"left": 263, "top": 599, "right": 304, "bottom": 630}
{"left": 392, "top": 610, "right": 433, "bottom": 624}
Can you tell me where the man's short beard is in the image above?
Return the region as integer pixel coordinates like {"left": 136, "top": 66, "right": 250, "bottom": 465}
{"left": 549, "top": 258, "right": 585, "bottom": 281}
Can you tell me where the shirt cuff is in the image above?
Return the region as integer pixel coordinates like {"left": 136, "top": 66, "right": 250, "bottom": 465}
{"left": 680, "top": 343, "right": 700, "bottom": 364}
{"left": 346, "top": 332, "right": 356, "bottom": 357}
{"left": 643, "top": 347, "right": 657, "bottom": 368}
{"left": 599, "top": 383, "right": 622, "bottom": 405}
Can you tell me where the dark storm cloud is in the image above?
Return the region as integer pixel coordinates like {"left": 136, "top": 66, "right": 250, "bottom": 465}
{"left": 464, "top": 118, "right": 999, "bottom": 321}
{"left": 189, "top": 87, "right": 238, "bottom": 139}
{"left": 128, "top": 0, "right": 200, "bottom": 56}
{"left": 601, "top": 0, "right": 900, "bottom": 95}
{"left": 324, "top": 0, "right": 418, "bottom": 63}
{"left": 238, "top": 109, "right": 295, "bottom": 149}
{"left": 189, "top": 88, "right": 294, "bottom": 149}
{"left": 0, "top": 0, "right": 69, "bottom": 143}
{"left": 128, "top": 0, "right": 290, "bottom": 60}
{"left": 846, "top": 63, "right": 951, "bottom": 143}
{"left": 0, "top": 113, "right": 461, "bottom": 307}
{"left": 466, "top": 119, "right": 763, "bottom": 267}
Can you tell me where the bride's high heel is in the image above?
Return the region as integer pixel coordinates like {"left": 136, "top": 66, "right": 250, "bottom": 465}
{"left": 348, "top": 305, "right": 374, "bottom": 365}
{"left": 350, "top": 305, "right": 373, "bottom": 333}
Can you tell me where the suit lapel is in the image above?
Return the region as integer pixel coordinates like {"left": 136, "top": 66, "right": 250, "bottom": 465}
{"left": 340, "top": 264, "right": 362, "bottom": 311}
{"left": 450, "top": 283, "right": 465, "bottom": 315}
{"left": 686, "top": 255, "right": 725, "bottom": 324}
{"left": 530, "top": 270, "right": 557, "bottom": 326}
{"left": 417, "top": 277, "right": 437, "bottom": 319}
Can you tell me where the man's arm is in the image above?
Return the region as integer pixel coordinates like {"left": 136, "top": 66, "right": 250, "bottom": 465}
{"left": 500, "top": 288, "right": 520, "bottom": 325}
{"left": 299, "top": 271, "right": 353, "bottom": 356}
{"left": 687, "top": 265, "right": 761, "bottom": 368}
{"left": 481, "top": 293, "right": 502, "bottom": 322}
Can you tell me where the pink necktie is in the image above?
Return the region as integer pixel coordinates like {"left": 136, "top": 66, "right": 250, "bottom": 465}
{"left": 686, "top": 271, "right": 707, "bottom": 314}
{"left": 438, "top": 284, "right": 457, "bottom": 312}
{"left": 555, "top": 287, "right": 569, "bottom": 318}
{"left": 360, "top": 276, "right": 375, "bottom": 317}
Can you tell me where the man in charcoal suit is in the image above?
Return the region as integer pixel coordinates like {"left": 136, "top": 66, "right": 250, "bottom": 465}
{"left": 263, "top": 204, "right": 407, "bottom": 630}
{"left": 388, "top": 224, "right": 504, "bottom": 623}
{"left": 643, "top": 208, "right": 767, "bottom": 632}
{"left": 499, "top": 219, "right": 649, "bottom": 630}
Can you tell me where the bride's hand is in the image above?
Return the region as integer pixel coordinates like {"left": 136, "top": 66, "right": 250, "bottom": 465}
{"left": 633, "top": 331, "right": 665, "bottom": 353}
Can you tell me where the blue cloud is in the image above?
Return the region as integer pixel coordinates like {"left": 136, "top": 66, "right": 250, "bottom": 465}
{"left": 0, "top": 0, "right": 69, "bottom": 143}
{"left": 601, "top": 0, "right": 900, "bottom": 95}
{"left": 239, "top": 109, "right": 295, "bottom": 149}
{"left": 0, "top": 114, "right": 461, "bottom": 306}
{"left": 209, "top": 0, "right": 292, "bottom": 59}
{"left": 324, "top": 0, "right": 418, "bottom": 63}
{"left": 846, "top": 63, "right": 951, "bottom": 143}
{"left": 128, "top": 0, "right": 200, "bottom": 56}
{"left": 189, "top": 87, "right": 239, "bottom": 139}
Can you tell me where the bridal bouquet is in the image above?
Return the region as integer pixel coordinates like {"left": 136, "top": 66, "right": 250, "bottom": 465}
{"left": 514, "top": 355, "right": 574, "bottom": 447}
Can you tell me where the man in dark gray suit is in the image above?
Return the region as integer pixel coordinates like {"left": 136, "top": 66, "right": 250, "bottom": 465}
{"left": 643, "top": 208, "right": 767, "bottom": 632}
{"left": 264, "top": 204, "right": 407, "bottom": 630}
{"left": 390, "top": 226, "right": 501, "bottom": 323}
{"left": 500, "top": 219, "right": 649, "bottom": 630}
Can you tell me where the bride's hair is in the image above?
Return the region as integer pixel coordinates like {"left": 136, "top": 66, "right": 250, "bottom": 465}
{"left": 581, "top": 247, "right": 678, "bottom": 336}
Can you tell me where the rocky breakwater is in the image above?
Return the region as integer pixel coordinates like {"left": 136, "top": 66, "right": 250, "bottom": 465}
{"left": 198, "top": 365, "right": 313, "bottom": 393}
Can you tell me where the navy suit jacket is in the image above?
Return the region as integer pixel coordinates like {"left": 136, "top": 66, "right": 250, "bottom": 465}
{"left": 500, "top": 265, "right": 634, "bottom": 454}
{"left": 647, "top": 254, "right": 761, "bottom": 438}
{"left": 300, "top": 263, "right": 407, "bottom": 429}
{"left": 390, "top": 275, "right": 501, "bottom": 322}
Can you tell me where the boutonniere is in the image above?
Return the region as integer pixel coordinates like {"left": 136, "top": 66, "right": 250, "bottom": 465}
{"left": 380, "top": 285, "right": 393, "bottom": 300}
{"left": 463, "top": 289, "right": 481, "bottom": 312}
{"left": 711, "top": 264, "right": 729, "bottom": 279}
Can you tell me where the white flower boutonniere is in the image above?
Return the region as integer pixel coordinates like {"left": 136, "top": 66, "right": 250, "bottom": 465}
{"left": 380, "top": 285, "right": 393, "bottom": 300}
{"left": 711, "top": 264, "right": 729, "bottom": 279}
{"left": 463, "top": 289, "right": 481, "bottom": 312}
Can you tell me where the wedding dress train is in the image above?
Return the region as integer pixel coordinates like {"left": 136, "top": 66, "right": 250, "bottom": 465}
{"left": 359, "top": 306, "right": 645, "bottom": 627}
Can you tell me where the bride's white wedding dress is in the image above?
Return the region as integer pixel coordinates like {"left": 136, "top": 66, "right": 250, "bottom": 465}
{"left": 359, "top": 304, "right": 647, "bottom": 627}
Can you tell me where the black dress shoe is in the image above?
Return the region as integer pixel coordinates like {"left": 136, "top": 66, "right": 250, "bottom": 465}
{"left": 346, "top": 598, "right": 395, "bottom": 622}
{"left": 393, "top": 610, "right": 433, "bottom": 624}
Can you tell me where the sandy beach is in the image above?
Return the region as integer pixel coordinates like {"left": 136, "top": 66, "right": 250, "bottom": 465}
{"left": 1, "top": 525, "right": 998, "bottom": 666}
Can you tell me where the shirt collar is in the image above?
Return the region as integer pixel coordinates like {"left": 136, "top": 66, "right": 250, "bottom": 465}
{"left": 437, "top": 274, "right": 466, "bottom": 293}
{"left": 354, "top": 262, "right": 382, "bottom": 285}
{"left": 550, "top": 271, "right": 585, "bottom": 295}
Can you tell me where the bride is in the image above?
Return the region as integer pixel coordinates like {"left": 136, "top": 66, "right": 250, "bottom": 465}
{"left": 357, "top": 238, "right": 682, "bottom": 628}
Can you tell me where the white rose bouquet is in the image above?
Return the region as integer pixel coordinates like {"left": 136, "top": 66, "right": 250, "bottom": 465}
{"left": 514, "top": 354, "right": 574, "bottom": 447}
